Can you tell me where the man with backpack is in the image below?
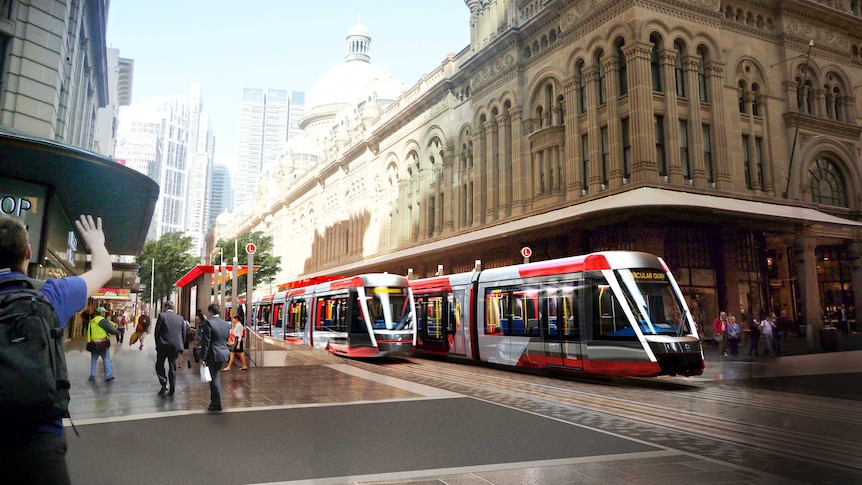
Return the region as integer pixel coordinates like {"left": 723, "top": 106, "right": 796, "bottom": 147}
{"left": 0, "top": 214, "right": 113, "bottom": 484}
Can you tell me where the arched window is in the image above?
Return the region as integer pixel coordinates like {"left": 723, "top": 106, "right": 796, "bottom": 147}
{"left": 650, "top": 34, "right": 662, "bottom": 92}
{"left": 614, "top": 39, "right": 627, "bottom": 96}
{"left": 576, "top": 60, "right": 586, "bottom": 114}
{"left": 594, "top": 49, "right": 606, "bottom": 104}
{"left": 809, "top": 157, "right": 848, "bottom": 208}
{"left": 674, "top": 40, "right": 686, "bottom": 97}
{"left": 751, "top": 83, "right": 761, "bottom": 117}
{"left": 697, "top": 46, "right": 709, "bottom": 102}
{"left": 738, "top": 80, "right": 748, "bottom": 114}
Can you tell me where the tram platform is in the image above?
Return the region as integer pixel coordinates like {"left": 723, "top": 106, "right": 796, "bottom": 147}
{"left": 60, "top": 333, "right": 862, "bottom": 484}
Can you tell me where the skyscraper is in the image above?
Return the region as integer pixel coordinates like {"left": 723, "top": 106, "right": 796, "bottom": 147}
{"left": 116, "top": 89, "right": 214, "bottom": 257}
{"left": 208, "top": 163, "right": 233, "bottom": 230}
{"left": 186, "top": 85, "right": 216, "bottom": 259}
{"left": 287, "top": 91, "right": 305, "bottom": 141}
{"left": 234, "top": 87, "right": 289, "bottom": 215}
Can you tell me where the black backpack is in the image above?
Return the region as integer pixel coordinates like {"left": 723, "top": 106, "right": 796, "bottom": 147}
{"left": 0, "top": 275, "right": 71, "bottom": 432}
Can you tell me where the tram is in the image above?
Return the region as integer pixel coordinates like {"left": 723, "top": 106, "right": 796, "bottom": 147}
{"left": 410, "top": 251, "right": 704, "bottom": 377}
{"left": 252, "top": 274, "right": 416, "bottom": 358}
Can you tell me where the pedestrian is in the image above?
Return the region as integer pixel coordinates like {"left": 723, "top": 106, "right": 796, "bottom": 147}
{"left": 713, "top": 311, "right": 728, "bottom": 357}
{"left": 748, "top": 317, "right": 761, "bottom": 357}
{"left": 135, "top": 309, "right": 151, "bottom": 350}
{"left": 776, "top": 309, "right": 793, "bottom": 342}
{"left": 727, "top": 315, "right": 741, "bottom": 358}
{"left": 222, "top": 314, "right": 249, "bottom": 371}
{"left": 0, "top": 213, "right": 113, "bottom": 484}
{"left": 761, "top": 312, "right": 776, "bottom": 356}
{"left": 200, "top": 303, "right": 231, "bottom": 411}
{"left": 154, "top": 300, "right": 186, "bottom": 397}
{"left": 87, "top": 306, "right": 119, "bottom": 381}
{"left": 837, "top": 304, "right": 849, "bottom": 336}
{"left": 114, "top": 310, "right": 126, "bottom": 344}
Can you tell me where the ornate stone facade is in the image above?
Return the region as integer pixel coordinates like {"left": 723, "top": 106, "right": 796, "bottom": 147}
{"left": 216, "top": 1, "right": 862, "bottom": 343}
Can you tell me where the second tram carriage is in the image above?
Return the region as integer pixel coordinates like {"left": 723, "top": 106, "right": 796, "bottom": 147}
{"left": 252, "top": 274, "right": 416, "bottom": 357}
{"left": 410, "top": 251, "right": 704, "bottom": 377}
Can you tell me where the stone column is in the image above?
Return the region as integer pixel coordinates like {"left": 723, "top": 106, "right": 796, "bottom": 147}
{"left": 603, "top": 56, "right": 623, "bottom": 189}
{"left": 473, "top": 125, "right": 486, "bottom": 226}
{"left": 794, "top": 234, "right": 822, "bottom": 350}
{"left": 784, "top": 81, "right": 799, "bottom": 112}
{"left": 485, "top": 119, "right": 499, "bottom": 222}
{"left": 509, "top": 107, "right": 527, "bottom": 215}
{"left": 706, "top": 61, "right": 731, "bottom": 190}
{"left": 583, "top": 65, "right": 601, "bottom": 193}
{"left": 497, "top": 113, "right": 511, "bottom": 218}
{"left": 563, "top": 78, "right": 582, "bottom": 198}
{"left": 743, "top": 90, "right": 760, "bottom": 192}
{"left": 660, "top": 49, "right": 683, "bottom": 184}
{"left": 756, "top": 94, "right": 774, "bottom": 196}
{"left": 623, "top": 42, "right": 658, "bottom": 183}
{"left": 684, "top": 56, "right": 706, "bottom": 188}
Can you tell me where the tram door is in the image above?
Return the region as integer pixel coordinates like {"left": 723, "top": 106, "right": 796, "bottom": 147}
{"left": 416, "top": 295, "right": 449, "bottom": 353}
{"left": 542, "top": 281, "right": 584, "bottom": 370}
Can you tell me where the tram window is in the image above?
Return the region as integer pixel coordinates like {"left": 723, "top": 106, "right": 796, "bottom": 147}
{"left": 292, "top": 301, "right": 307, "bottom": 332}
{"left": 591, "top": 282, "right": 633, "bottom": 339}
{"left": 513, "top": 290, "right": 535, "bottom": 336}
{"left": 424, "top": 296, "right": 444, "bottom": 340}
{"left": 274, "top": 304, "right": 283, "bottom": 328}
{"left": 616, "top": 269, "right": 684, "bottom": 335}
{"left": 485, "top": 291, "right": 506, "bottom": 334}
{"left": 447, "top": 295, "right": 457, "bottom": 333}
{"left": 543, "top": 282, "right": 582, "bottom": 339}
{"left": 365, "top": 287, "right": 412, "bottom": 330}
{"left": 318, "top": 296, "right": 350, "bottom": 332}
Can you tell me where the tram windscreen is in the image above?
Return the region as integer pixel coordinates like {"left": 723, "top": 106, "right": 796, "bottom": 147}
{"left": 365, "top": 287, "right": 413, "bottom": 330}
{"left": 616, "top": 269, "right": 685, "bottom": 335}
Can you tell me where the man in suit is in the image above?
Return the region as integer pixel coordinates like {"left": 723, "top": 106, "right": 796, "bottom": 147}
{"left": 154, "top": 300, "right": 186, "bottom": 396}
{"left": 200, "top": 303, "right": 231, "bottom": 411}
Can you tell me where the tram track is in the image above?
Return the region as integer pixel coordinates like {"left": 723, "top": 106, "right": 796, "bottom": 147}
{"left": 365, "top": 357, "right": 862, "bottom": 471}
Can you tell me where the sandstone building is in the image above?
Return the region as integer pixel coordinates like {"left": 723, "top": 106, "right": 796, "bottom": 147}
{"left": 214, "top": 1, "right": 862, "bottom": 341}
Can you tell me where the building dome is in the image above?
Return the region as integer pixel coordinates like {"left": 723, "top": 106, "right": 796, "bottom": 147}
{"left": 305, "top": 62, "right": 390, "bottom": 109}
{"left": 304, "top": 20, "right": 403, "bottom": 111}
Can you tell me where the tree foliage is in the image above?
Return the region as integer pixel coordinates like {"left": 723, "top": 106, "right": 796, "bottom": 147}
{"left": 214, "top": 231, "right": 281, "bottom": 296}
{"left": 137, "top": 232, "right": 198, "bottom": 306}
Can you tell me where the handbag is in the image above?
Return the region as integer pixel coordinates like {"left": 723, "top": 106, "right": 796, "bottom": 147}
{"left": 227, "top": 333, "right": 237, "bottom": 351}
{"left": 200, "top": 364, "right": 212, "bottom": 383}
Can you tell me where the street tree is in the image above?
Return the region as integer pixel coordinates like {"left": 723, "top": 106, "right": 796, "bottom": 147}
{"left": 137, "top": 232, "right": 198, "bottom": 308}
{"left": 214, "top": 231, "right": 281, "bottom": 296}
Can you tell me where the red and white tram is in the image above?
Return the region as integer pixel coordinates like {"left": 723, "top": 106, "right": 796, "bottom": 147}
{"left": 410, "top": 251, "right": 704, "bottom": 377}
{"left": 253, "top": 274, "right": 416, "bottom": 358}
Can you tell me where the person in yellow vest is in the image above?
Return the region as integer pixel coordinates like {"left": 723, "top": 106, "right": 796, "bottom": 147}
{"left": 87, "top": 306, "right": 119, "bottom": 382}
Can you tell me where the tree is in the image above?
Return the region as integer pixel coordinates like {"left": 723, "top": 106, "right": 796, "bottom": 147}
{"left": 137, "top": 232, "right": 198, "bottom": 306}
{"left": 214, "top": 231, "right": 281, "bottom": 296}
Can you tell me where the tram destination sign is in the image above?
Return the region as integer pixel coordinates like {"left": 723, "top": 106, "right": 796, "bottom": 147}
{"left": 630, "top": 270, "right": 667, "bottom": 282}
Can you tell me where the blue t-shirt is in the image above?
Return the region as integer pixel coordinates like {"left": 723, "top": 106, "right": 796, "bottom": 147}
{"left": 0, "top": 271, "right": 87, "bottom": 435}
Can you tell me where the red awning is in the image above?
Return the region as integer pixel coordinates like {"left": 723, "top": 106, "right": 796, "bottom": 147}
{"left": 174, "top": 265, "right": 261, "bottom": 288}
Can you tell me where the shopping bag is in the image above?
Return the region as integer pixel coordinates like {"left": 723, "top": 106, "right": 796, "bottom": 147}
{"left": 129, "top": 331, "right": 141, "bottom": 346}
{"left": 200, "top": 364, "right": 212, "bottom": 383}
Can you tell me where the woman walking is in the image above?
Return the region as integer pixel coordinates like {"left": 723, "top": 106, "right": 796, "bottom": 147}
{"left": 222, "top": 314, "right": 249, "bottom": 371}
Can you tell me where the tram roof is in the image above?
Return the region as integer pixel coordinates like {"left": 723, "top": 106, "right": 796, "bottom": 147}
{"left": 0, "top": 129, "right": 159, "bottom": 256}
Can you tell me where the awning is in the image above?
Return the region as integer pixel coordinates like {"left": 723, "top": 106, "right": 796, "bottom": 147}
{"left": 308, "top": 186, "right": 862, "bottom": 277}
{"left": 174, "top": 265, "right": 262, "bottom": 288}
{"left": 0, "top": 128, "right": 159, "bottom": 255}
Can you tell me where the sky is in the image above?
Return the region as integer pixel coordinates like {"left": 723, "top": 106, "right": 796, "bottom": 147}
{"left": 106, "top": 0, "right": 470, "bottom": 164}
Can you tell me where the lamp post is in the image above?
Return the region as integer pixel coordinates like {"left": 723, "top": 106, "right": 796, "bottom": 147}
{"left": 149, "top": 257, "right": 154, "bottom": 314}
